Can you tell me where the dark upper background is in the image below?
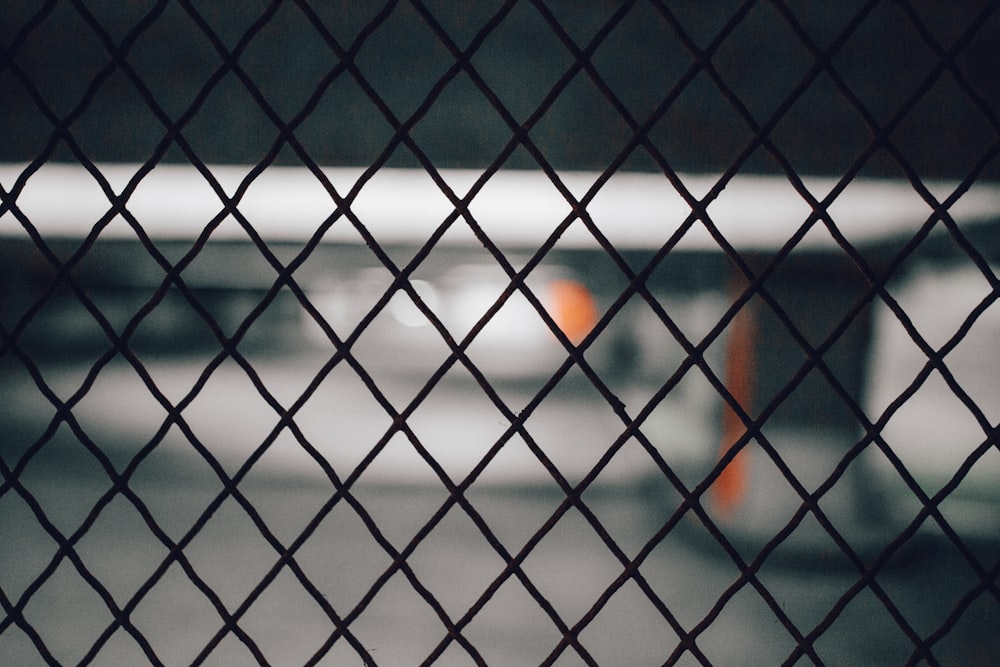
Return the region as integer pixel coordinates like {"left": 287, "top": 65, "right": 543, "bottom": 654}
{"left": 2, "top": 1, "right": 999, "bottom": 181}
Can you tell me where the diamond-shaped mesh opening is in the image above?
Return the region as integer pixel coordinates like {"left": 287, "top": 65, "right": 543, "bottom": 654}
{"left": 0, "top": 490, "right": 58, "bottom": 601}
{"left": 3, "top": 1, "right": 1000, "bottom": 664}
{"left": 353, "top": 4, "right": 456, "bottom": 124}
{"left": 469, "top": 1, "right": 575, "bottom": 125}
{"left": 459, "top": 575, "right": 567, "bottom": 664}
{"left": 180, "top": 494, "right": 278, "bottom": 609}
{"left": 693, "top": 581, "right": 802, "bottom": 666}
{"left": 73, "top": 492, "right": 171, "bottom": 607}
{"left": 833, "top": 4, "right": 941, "bottom": 128}
{"left": 73, "top": 68, "right": 166, "bottom": 163}
{"left": 18, "top": 557, "right": 116, "bottom": 665}
{"left": 576, "top": 578, "right": 682, "bottom": 664}
{"left": 124, "top": 6, "right": 219, "bottom": 120}
{"left": 347, "top": 568, "right": 459, "bottom": 663}
{"left": 411, "top": 71, "right": 515, "bottom": 168}
{"left": 517, "top": 505, "right": 628, "bottom": 628}
{"left": 588, "top": 2, "right": 692, "bottom": 123}
{"left": 712, "top": 2, "right": 816, "bottom": 126}
{"left": 126, "top": 436, "right": 227, "bottom": 540}
{"left": 237, "top": 566, "right": 337, "bottom": 666}
{"left": 809, "top": 584, "right": 923, "bottom": 665}
{"left": 405, "top": 503, "right": 512, "bottom": 619}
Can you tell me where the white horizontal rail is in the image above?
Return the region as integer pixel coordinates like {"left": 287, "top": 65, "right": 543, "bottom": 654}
{"left": 2, "top": 162, "right": 998, "bottom": 252}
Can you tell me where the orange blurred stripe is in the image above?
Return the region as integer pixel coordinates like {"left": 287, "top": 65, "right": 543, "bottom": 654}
{"left": 549, "top": 279, "right": 598, "bottom": 344}
{"left": 712, "top": 276, "right": 756, "bottom": 520}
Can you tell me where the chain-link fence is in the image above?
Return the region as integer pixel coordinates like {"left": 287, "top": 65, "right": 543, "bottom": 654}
{"left": 2, "top": 1, "right": 1000, "bottom": 665}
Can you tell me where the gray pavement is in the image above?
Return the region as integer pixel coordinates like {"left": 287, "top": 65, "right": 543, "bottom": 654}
{"left": 2, "top": 259, "right": 1000, "bottom": 664}
{"left": 4, "top": 441, "right": 999, "bottom": 666}
{"left": 2, "top": 349, "right": 999, "bottom": 665}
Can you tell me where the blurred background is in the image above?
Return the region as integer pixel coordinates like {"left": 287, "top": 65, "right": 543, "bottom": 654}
{"left": 2, "top": 1, "right": 1000, "bottom": 665}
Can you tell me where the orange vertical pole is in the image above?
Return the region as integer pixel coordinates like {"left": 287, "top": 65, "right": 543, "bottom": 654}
{"left": 712, "top": 271, "right": 757, "bottom": 520}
